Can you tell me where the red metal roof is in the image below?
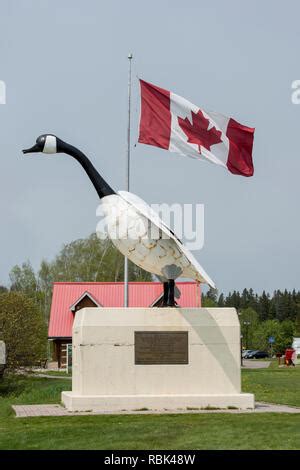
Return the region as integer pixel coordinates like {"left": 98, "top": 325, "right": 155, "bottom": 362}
{"left": 48, "top": 281, "right": 201, "bottom": 338}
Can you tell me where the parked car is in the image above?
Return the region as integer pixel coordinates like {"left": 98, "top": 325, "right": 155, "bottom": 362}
{"left": 244, "top": 350, "right": 258, "bottom": 359}
{"left": 245, "top": 350, "right": 269, "bottom": 359}
{"left": 0, "top": 341, "right": 6, "bottom": 378}
{"left": 242, "top": 349, "right": 254, "bottom": 358}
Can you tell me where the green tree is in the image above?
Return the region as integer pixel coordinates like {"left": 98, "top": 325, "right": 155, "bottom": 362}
{"left": 276, "top": 320, "right": 295, "bottom": 353}
{"left": 252, "top": 319, "right": 294, "bottom": 354}
{"left": 239, "top": 307, "right": 259, "bottom": 349}
{"left": 241, "top": 288, "right": 249, "bottom": 309}
{"left": 218, "top": 293, "right": 225, "bottom": 307}
{"left": 202, "top": 287, "right": 218, "bottom": 307}
{"left": 9, "top": 261, "right": 38, "bottom": 296}
{"left": 201, "top": 296, "right": 217, "bottom": 307}
{"left": 10, "top": 234, "right": 152, "bottom": 321}
{"left": 38, "top": 259, "right": 53, "bottom": 321}
{"left": 252, "top": 320, "right": 280, "bottom": 353}
{"left": 0, "top": 292, "right": 47, "bottom": 369}
{"left": 258, "top": 291, "right": 271, "bottom": 321}
{"left": 295, "top": 312, "right": 300, "bottom": 337}
{"left": 45, "top": 234, "right": 152, "bottom": 284}
{"left": 9, "top": 261, "right": 47, "bottom": 320}
{"left": 225, "top": 291, "right": 241, "bottom": 310}
{"left": 206, "top": 287, "right": 217, "bottom": 303}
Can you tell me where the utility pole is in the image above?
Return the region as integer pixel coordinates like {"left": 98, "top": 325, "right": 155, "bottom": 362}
{"left": 244, "top": 321, "right": 251, "bottom": 349}
{"left": 124, "top": 53, "right": 133, "bottom": 307}
{"left": 240, "top": 334, "right": 243, "bottom": 367}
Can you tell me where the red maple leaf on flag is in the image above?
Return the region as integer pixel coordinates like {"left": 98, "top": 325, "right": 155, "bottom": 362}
{"left": 178, "top": 110, "right": 222, "bottom": 153}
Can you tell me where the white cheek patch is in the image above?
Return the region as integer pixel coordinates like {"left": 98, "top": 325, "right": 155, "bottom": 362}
{"left": 43, "top": 135, "right": 57, "bottom": 153}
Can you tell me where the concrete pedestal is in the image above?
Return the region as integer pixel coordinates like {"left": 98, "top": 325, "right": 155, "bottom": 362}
{"left": 62, "top": 308, "right": 254, "bottom": 412}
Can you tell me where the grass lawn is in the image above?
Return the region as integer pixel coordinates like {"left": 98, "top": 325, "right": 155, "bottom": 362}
{"left": 242, "top": 360, "right": 300, "bottom": 407}
{"left": 0, "top": 365, "right": 299, "bottom": 450}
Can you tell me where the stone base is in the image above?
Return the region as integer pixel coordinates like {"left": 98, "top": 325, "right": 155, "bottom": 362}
{"left": 62, "top": 392, "right": 254, "bottom": 412}
{"left": 62, "top": 307, "right": 255, "bottom": 413}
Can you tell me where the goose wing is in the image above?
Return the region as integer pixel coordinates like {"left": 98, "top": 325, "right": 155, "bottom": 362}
{"left": 118, "top": 190, "right": 215, "bottom": 288}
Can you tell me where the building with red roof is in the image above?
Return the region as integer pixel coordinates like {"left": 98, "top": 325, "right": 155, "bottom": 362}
{"left": 48, "top": 281, "right": 201, "bottom": 368}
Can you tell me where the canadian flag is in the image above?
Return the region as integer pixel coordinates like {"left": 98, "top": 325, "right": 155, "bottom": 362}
{"left": 138, "top": 80, "right": 255, "bottom": 177}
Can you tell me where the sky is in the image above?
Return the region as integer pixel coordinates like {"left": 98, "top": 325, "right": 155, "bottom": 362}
{"left": 0, "top": 0, "right": 300, "bottom": 294}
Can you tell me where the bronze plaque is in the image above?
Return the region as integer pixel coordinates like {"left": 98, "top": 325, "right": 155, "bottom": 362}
{"left": 134, "top": 331, "right": 188, "bottom": 365}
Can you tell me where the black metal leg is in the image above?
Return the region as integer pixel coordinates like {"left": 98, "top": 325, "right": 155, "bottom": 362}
{"left": 162, "top": 280, "right": 176, "bottom": 307}
{"left": 163, "top": 282, "right": 169, "bottom": 306}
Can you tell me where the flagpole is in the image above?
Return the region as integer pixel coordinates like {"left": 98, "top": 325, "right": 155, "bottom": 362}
{"left": 124, "top": 52, "right": 133, "bottom": 307}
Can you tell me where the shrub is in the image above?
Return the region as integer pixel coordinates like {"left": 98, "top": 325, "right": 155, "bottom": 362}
{"left": 0, "top": 292, "right": 47, "bottom": 369}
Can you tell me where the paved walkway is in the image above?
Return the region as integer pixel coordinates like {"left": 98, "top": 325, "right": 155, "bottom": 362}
{"left": 242, "top": 360, "right": 271, "bottom": 369}
{"left": 32, "top": 373, "right": 71, "bottom": 380}
{"left": 34, "top": 362, "right": 272, "bottom": 378}
{"left": 12, "top": 402, "right": 300, "bottom": 418}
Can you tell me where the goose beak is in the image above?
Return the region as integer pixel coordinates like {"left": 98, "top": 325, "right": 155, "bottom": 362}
{"left": 22, "top": 144, "right": 40, "bottom": 154}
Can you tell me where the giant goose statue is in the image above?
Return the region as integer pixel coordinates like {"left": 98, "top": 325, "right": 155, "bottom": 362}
{"left": 23, "top": 135, "right": 215, "bottom": 306}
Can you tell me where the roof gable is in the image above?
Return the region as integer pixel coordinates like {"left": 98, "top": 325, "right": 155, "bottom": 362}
{"left": 70, "top": 291, "right": 102, "bottom": 312}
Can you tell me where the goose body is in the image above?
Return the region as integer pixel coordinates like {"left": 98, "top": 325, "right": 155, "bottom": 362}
{"left": 23, "top": 134, "right": 215, "bottom": 305}
{"left": 100, "top": 191, "right": 215, "bottom": 286}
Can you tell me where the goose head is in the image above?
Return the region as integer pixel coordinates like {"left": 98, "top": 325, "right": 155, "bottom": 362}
{"left": 22, "top": 134, "right": 63, "bottom": 154}
{"left": 22, "top": 134, "right": 116, "bottom": 198}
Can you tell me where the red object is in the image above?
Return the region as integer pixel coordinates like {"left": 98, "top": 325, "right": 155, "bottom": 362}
{"left": 226, "top": 118, "right": 255, "bottom": 177}
{"left": 48, "top": 281, "right": 201, "bottom": 339}
{"left": 178, "top": 110, "right": 222, "bottom": 152}
{"left": 139, "top": 80, "right": 171, "bottom": 150}
{"left": 138, "top": 79, "right": 255, "bottom": 177}
{"left": 285, "top": 348, "right": 295, "bottom": 361}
